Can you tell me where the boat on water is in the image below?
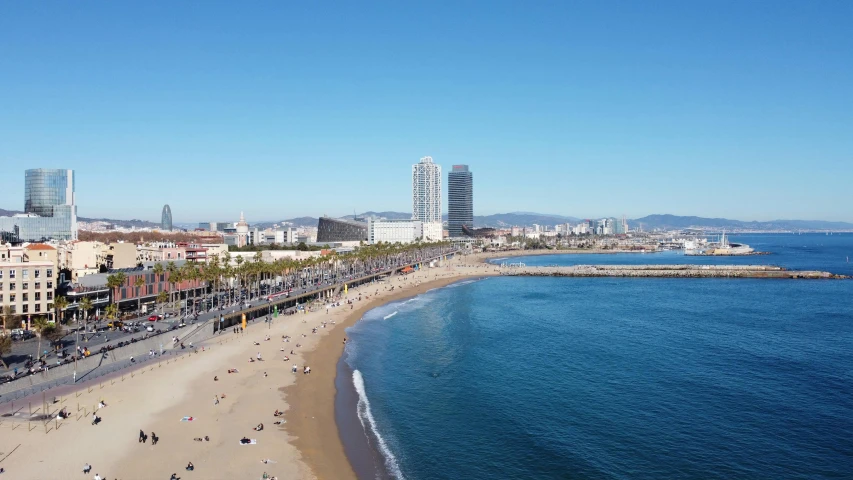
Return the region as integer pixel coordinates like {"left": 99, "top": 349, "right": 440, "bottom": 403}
{"left": 685, "top": 231, "right": 754, "bottom": 256}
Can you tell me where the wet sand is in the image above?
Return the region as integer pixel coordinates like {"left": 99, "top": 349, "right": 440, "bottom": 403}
{"left": 284, "top": 266, "right": 495, "bottom": 479}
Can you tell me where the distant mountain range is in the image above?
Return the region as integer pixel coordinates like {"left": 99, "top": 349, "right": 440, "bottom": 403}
{"left": 6, "top": 207, "right": 850, "bottom": 232}
{"left": 267, "top": 211, "right": 579, "bottom": 229}
{"left": 631, "top": 214, "right": 853, "bottom": 232}
{"left": 1, "top": 208, "right": 159, "bottom": 229}
{"left": 272, "top": 212, "right": 853, "bottom": 232}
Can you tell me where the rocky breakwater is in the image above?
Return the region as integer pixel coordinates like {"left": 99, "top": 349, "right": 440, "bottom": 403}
{"left": 501, "top": 264, "right": 849, "bottom": 279}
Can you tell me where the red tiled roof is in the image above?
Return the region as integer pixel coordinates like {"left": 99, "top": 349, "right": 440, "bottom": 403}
{"left": 25, "top": 244, "right": 56, "bottom": 251}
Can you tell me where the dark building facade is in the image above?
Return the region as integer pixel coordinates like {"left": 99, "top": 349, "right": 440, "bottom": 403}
{"left": 317, "top": 217, "right": 368, "bottom": 243}
{"left": 161, "top": 204, "right": 173, "bottom": 231}
{"left": 448, "top": 165, "right": 473, "bottom": 237}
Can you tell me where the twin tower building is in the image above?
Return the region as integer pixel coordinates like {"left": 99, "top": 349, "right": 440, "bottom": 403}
{"left": 412, "top": 156, "right": 473, "bottom": 238}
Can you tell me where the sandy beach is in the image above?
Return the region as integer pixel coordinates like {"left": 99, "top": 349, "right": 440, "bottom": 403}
{"left": 0, "top": 255, "right": 500, "bottom": 480}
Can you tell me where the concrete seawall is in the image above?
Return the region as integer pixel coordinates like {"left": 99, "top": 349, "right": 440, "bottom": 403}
{"left": 501, "top": 264, "right": 848, "bottom": 279}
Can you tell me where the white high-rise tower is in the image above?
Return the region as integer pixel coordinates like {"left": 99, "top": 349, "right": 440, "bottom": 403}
{"left": 412, "top": 156, "right": 442, "bottom": 224}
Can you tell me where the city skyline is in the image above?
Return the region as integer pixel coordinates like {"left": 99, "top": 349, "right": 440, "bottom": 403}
{"left": 1, "top": 3, "right": 851, "bottom": 222}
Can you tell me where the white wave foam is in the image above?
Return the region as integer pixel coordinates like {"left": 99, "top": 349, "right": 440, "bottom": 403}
{"left": 353, "top": 370, "right": 405, "bottom": 479}
{"left": 443, "top": 279, "right": 478, "bottom": 288}
{"left": 383, "top": 311, "right": 398, "bottom": 320}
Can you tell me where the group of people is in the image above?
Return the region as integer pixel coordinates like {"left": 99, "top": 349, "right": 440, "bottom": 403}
{"left": 138, "top": 429, "right": 159, "bottom": 445}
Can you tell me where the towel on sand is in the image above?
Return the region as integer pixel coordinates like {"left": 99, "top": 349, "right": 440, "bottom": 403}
{"left": 238, "top": 439, "right": 258, "bottom": 445}
{"left": 180, "top": 416, "right": 196, "bottom": 422}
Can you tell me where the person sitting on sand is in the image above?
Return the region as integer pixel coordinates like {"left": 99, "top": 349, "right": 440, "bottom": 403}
{"left": 186, "top": 462, "right": 194, "bottom": 471}
{"left": 254, "top": 423, "right": 264, "bottom": 431}
{"left": 257, "top": 352, "right": 262, "bottom": 361}
{"left": 273, "top": 410, "right": 282, "bottom": 417}
{"left": 170, "top": 474, "right": 179, "bottom": 480}
{"left": 283, "top": 356, "right": 289, "bottom": 361}
{"left": 214, "top": 376, "right": 219, "bottom": 381}
{"left": 249, "top": 358, "right": 255, "bottom": 363}
{"left": 240, "top": 437, "right": 251, "bottom": 444}
{"left": 263, "top": 372, "right": 268, "bottom": 377}
{"left": 98, "top": 400, "right": 107, "bottom": 409}
{"left": 273, "top": 420, "right": 284, "bottom": 425}
{"left": 83, "top": 463, "right": 91, "bottom": 474}
{"left": 253, "top": 341, "right": 260, "bottom": 346}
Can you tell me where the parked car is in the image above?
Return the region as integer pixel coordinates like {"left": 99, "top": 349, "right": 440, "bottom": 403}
{"left": 148, "top": 315, "right": 158, "bottom": 321}
{"left": 146, "top": 325, "right": 155, "bottom": 332}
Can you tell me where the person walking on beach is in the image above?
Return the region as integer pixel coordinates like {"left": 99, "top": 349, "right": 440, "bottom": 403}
{"left": 151, "top": 432, "right": 158, "bottom": 445}
{"left": 215, "top": 395, "right": 220, "bottom": 405}
{"left": 139, "top": 429, "right": 145, "bottom": 443}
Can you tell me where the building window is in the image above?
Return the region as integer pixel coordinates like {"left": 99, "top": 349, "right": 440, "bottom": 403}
{"left": 47, "top": 291, "right": 53, "bottom": 300}
{"left": 9, "top": 293, "right": 15, "bottom": 303}
{"left": 10, "top": 283, "right": 15, "bottom": 291}
{"left": 9, "top": 305, "right": 15, "bottom": 314}
{"left": 46, "top": 268, "right": 53, "bottom": 278}
{"left": 35, "top": 282, "right": 41, "bottom": 290}
{"left": 48, "top": 302, "right": 53, "bottom": 311}
{"left": 22, "top": 282, "right": 28, "bottom": 290}
{"left": 35, "top": 304, "right": 41, "bottom": 313}
{"left": 0, "top": 294, "right": 2, "bottom": 302}
{"left": 22, "top": 269, "right": 29, "bottom": 280}
{"left": 35, "top": 292, "right": 41, "bottom": 301}
{"left": 9, "top": 270, "right": 15, "bottom": 279}
{"left": 23, "top": 293, "right": 28, "bottom": 301}
{"left": 0, "top": 270, "right": 3, "bottom": 279}
{"left": 22, "top": 304, "right": 28, "bottom": 313}
{"left": 47, "top": 281, "right": 53, "bottom": 289}
{"left": 34, "top": 269, "right": 41, "bottom": 278}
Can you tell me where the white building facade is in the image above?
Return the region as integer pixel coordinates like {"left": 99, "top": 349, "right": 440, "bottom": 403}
{"left": 421, "top": 221, "right": 443, "bottom": 241}
{"left": 412, "top": 156, "right": 442, "bottom": 224}
{"left": 369, "top": 219, "right": 441, "bottom": 244}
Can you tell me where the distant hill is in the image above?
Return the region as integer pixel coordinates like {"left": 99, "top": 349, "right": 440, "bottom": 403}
{"left": 79, "top": 217, "right": 160, "bottom": 229}
{"left": 1, "top": 207, "right": 159, "bottom": 229}
{"left": 631, "top": 214, "right": 853, "bottom": 231}
{"left": 272, "top": 211, "right": 580, "bottom": 229}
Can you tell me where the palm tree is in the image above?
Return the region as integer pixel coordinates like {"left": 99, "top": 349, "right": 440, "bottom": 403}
{"left": 32, "top": 316, "right": 50, "bottom": 361}
{"left": 235, "top": 256, "right": 244, "bottom": 301}
{"left": 53, "top": 295, "right": 69, "bottom": 326}
{"left": 156, "top": 290, "right": 169, "bottom": 313}
{"left": 104, "top": 304, "right": 118, "bottom": 322}
{"left": 134, "top": 276, "right": 146, "bottom": 314}
{"left": 106, "top": 272, "right": 127, "bottom": 320}
{"left": 78, "top": 296, "right": 93, "bottom": 339}
{"left": 166, "top": 261, "right": 178, "bottom": 308}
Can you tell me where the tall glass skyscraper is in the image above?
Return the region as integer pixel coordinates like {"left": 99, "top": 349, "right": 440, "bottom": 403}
{"left": 448, "top": 165, "right": 473, "bottom": 237}
{"left": 161, "top": 204, "right": 173, "bottom": 231}
{"left": 412, "top": 156, "right": 442, "bottom": 224}
{"left": 0, "top": 169, "right": 77, "bottom": 242}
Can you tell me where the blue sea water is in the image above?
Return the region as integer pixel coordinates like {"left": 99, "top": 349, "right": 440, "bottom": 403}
{"left": 496, "top": 233, "right": 853, "bottom": 276}
{"left": 342, "top": 234, "right": 853, "bottom": 479}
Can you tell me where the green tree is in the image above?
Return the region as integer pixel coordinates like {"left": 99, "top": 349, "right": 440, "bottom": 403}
{"left": 1, "top": 305, "right": 17, "bottom": 335}
{"left": 135, "top": 276, "right": 146, "bottom": 313}
{"left": 32, "top": 316, "right": 50, "bottom": 361}
{"left": 156, "top": 290, "right": 169, "bottom": 313}
{"left": 106, "top": 272, "right": 127, "bottom": 319}
{"left": 0, "top": 334, "right": 11, "bottom": 369}
{"left": 78, "top": 296, "right": 93, "bottom": 342}
{"left": 53, "top": 295, "right": 69, "bottom": 325}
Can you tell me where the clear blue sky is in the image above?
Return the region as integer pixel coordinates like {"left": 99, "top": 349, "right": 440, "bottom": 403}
{"left": 1, "top": 1, "right": 851, "bottom": 223}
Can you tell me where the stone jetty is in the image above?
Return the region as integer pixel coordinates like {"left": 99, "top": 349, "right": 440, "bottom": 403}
{"left": 500, "top": 264, "right": 848, "bottom": 279}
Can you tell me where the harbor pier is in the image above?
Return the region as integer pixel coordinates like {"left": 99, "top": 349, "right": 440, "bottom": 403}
{"left": 500, "top": 264, "right": 848, "bottom": 279}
